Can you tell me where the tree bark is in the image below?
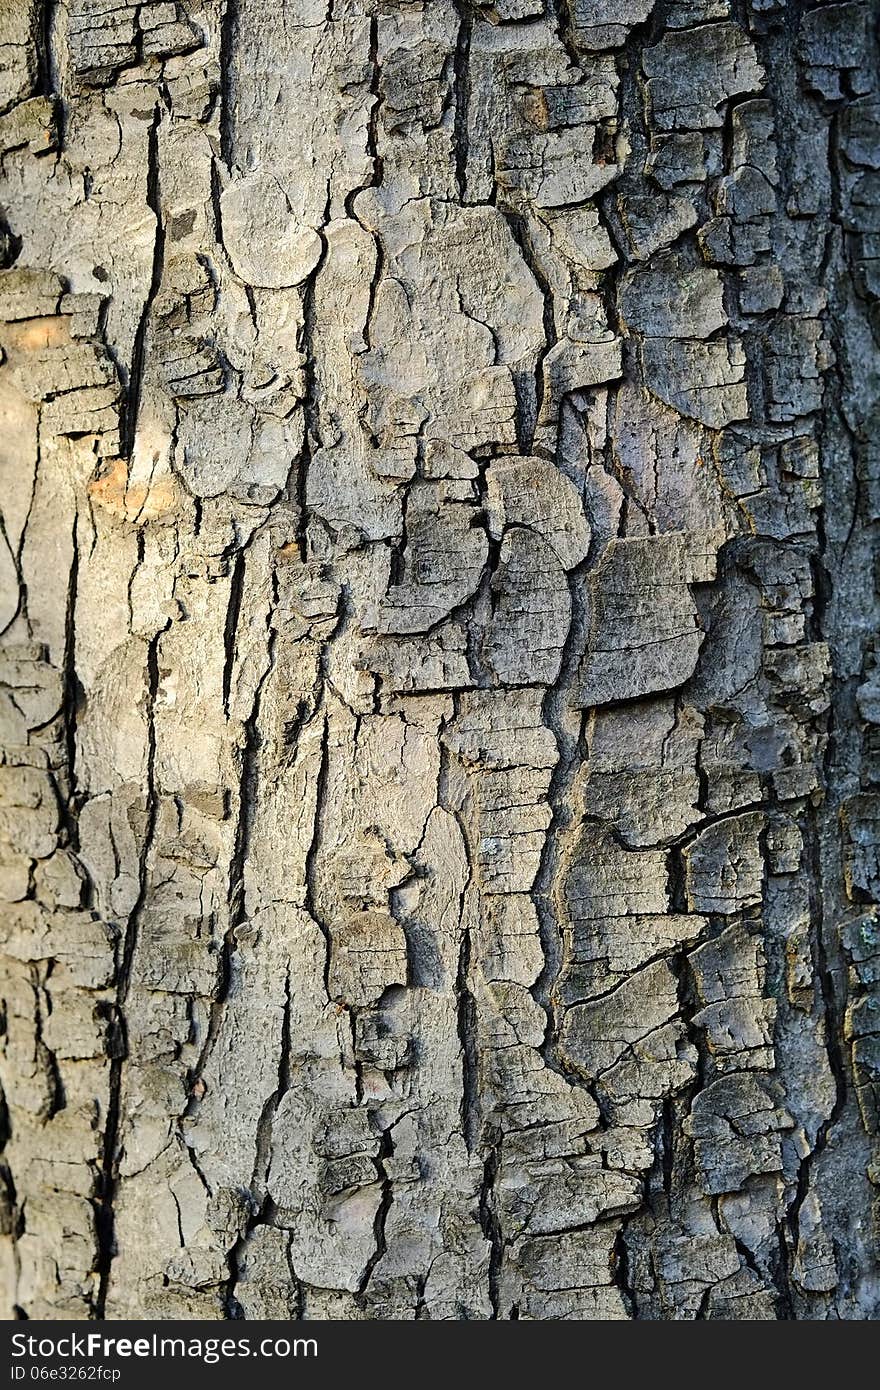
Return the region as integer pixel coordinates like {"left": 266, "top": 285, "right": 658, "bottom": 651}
{"left": 0, "top": 0, "right": 878, "bottom": 1320}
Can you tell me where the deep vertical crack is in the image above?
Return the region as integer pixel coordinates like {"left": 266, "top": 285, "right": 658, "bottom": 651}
{"left": 121, "top": 104, "right": 165, "bottom": 459}
{"left": 94, "top": 616, "right": 162, "bottom": 1319}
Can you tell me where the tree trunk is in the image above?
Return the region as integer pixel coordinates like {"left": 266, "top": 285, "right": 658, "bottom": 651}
{"left": 0, "top": 0, "right": 878, "bottom": 1321}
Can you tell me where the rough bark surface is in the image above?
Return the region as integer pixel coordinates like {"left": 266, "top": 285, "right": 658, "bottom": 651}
{"left": 0, "top": 0, "right": 879, "bottom": 1321}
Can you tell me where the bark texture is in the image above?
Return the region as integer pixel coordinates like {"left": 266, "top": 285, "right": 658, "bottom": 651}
{"left": 1, "top": 0, "right": 879, "bottom": 1321}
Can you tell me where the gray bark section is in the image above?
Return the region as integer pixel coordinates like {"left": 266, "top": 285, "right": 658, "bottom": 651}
{"left": 0, "top": 0, "right": 878, "bottom": 1320}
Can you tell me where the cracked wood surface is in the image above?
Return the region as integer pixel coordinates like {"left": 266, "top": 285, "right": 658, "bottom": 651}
{"left": 0, "top": 0, "right": 878, "bottom": 1320}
